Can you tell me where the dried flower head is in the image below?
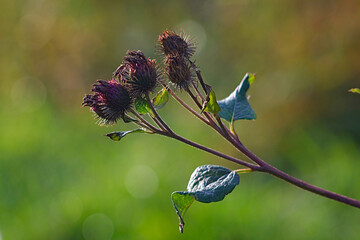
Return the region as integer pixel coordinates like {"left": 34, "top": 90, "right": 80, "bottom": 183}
{"left": 158, "top": 30, "right": 195, "bottom": 59}
{"left": 82, "top": 79, "right": 132, "bottom": 125}
{"left": 165, "top": 55, "right": 194, "bottom": 90}
{"left": 114, "top": 51, "right": 159, "bottom": 97}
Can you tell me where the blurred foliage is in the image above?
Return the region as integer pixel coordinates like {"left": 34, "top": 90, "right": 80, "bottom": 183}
{"left": 0, "top": 0, "right": 359, "bottom": 239}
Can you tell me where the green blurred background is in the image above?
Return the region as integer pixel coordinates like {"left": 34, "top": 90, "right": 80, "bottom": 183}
{"left": 1, "top": 0, "right": 359, "bottom": 239}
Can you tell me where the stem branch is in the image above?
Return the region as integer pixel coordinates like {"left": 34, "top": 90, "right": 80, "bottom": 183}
{"left": 261, "top": 163, "right": 360, "bottom": 208}
{"left": 189, "top": 59, "right": 208, "bottom": 94}
{"left": 145, "top": 93, "right": 174, "bottom": 135}
{"left": 159, "top": 131, "right": 260, "bottom": 170}
{"left": 227, "top": 136, "right": 360, "bottom": 208}
{"left": 130, "top": 109, "right": 160, "bottom": 133}
{"left": 162, "top": 83, "right": 210, "bottom": 125}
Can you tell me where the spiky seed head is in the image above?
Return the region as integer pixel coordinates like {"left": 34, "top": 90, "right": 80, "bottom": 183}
{"left": 82, "top": 79, "right": 132, "bottom": 125}
{"left": 165, "top": 55, "right": 194, "bottom": 90}
{"left": 158, "top": 30, "right": 195, "bottom": 59}
{"left": 114, "top": 50, "right": 158, "bottom": 97}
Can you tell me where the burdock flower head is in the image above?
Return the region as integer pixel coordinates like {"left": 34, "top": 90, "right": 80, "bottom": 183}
{"left": 165, "top": 55, "right": 194, "bottom": 90}
{"left": 82, "top": 79, "right": 132, "bottom": 125}
{"left": 114, "top": 50, "right": 158, "bottom": 97}
{"left": 158, "top": 30, "right": 195, "bottom": 59}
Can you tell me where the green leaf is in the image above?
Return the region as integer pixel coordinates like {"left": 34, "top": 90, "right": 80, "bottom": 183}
{"left": 171, "top": 192, "right": 195, "bottom": 233}
{"left": 349, "top": 88, "right": 360, "bottom": 94}
{"left": 217, "top": 73, "right": 256, "bottom": 122}
{"left": 121, "top": 114, "right": 138, "bottom": 123}
{"left": 187, "top": 165, "right": 240, "bottom": 203}
{"left": 105, "top": 129, "right": 148, "bottom": 141}
{"left": 135, "top": 96, "right": 154, "bottom": 117}
{"left": 171, "top": 165, "right": 240, "bottom": 233}
{"left": 201, "top": 89, "right": 221, "bottom": 114}
{"left": 152, "top": 88, "right": 169, "bottom": 110}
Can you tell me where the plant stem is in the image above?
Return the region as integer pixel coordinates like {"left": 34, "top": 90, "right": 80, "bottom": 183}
{"left": 188, "top": 59, "right": 208, "bottom": 94}
{"left": 235, "top": 168, "right": 253, "bottom": 174}
{"left": 185, "top": 87, "right": 228, "bottom": 138}
{"left": 167, "top": 83, "right": 240, "bottom": 148}
{"left": 187, "top": 60, "right": 243, "bottom": 146}
{"left": 187, "top": 88, "right": 228, "bottom": 138}
{"left": 186, "top": 87, "right": 202, "bottom": 109}
{"left": 229, "top": 122, "right": 241, "bottom": 143}
{"left": 145, "top": 93, "right": 174, "bottom": 135}
{"left": 168, "top": 128, "right": 360, "bottom": 207}
{"left": 160, "top": 64, "right": 360, "bottom": 208}
{"left": 152, "top": 117, "right": 168, "bottom": 132}
{"left": 224, "top": 137, "right": 360, "bottom": 208}
{"left": 134, "top": 121, "right": 154, "bottom": 132}
{"left": 260, "top": 163, "right": 360, "bottom": 208}
{"left": 191, "top": 81, "right": 205, "bottom": 102}
{"left": 159, "top": 131, "right": 260, "bottom": 170}
{"left": 130, "top": 109, "right": 160, "bottom": 133}
{"left": 170, "top": 106, "right": 360, "bottom": 208}
{"left": 214, "top": 115, "right": 233, "bottom": 142}
{"left": 161, "top": 83, "right": 210, "bottom": 125}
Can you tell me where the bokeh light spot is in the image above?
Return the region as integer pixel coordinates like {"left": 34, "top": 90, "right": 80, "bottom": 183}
{"left": 82, "top": 213, "right": 114, "bottom": 240}
{"left": 125, "top": 165, "right": 159, "bottom": 199}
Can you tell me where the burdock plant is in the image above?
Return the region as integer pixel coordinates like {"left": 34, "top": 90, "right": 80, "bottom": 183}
{"left": 82, "top": 79, "right": 132, "bottom": 125}
{"left": 83, "top": 30, "right": 360, "bottom": 233}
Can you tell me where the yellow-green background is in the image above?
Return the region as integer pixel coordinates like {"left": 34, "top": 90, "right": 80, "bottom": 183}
{"left": 1, "top": 0, "right": 359, "bottom": 239}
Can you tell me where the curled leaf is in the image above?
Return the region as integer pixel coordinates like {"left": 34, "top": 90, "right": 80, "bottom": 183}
{"left": 135, "top": 96, "right": 154, "bottom": 117}
{"left": 186, "top": 165, "right": 240, "bottom": 203}
{"left": 105, "top": 128, "right": 149, "bottom": 141}
{"left": 201, "top": 89, "right": 221, "bottom": 114}
{"left": 171, "top": 165, "right": 240, "bottom": 233}
{"left": 152, "top": 88, "right": 169, "bottom": 109}
{"left": 217, "top": 73, "right": 256, "bottom": 122}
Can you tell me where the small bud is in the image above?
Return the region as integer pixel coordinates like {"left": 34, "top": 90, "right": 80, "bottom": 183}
{"left": 158, "top": 30, "right": 195, "bottom": 59}
{"left": 165, "top": 55, "right": 194, "bottom": 90}
{"left": 82, "top": 79, "right": 132, "bottom": 125}
{"left": 114, "top": 51, "right": 159, "bottom": 97}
